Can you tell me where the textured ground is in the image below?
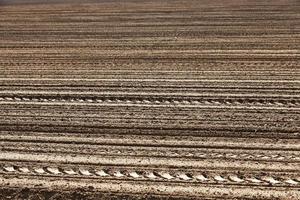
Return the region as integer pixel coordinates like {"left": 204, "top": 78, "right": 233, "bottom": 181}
{"left": 0, "top": 0, "right": 299, "bottom": 199}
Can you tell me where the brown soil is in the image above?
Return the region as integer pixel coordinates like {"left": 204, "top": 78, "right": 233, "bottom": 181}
{"left": 0, "top": 0, "right": 299, "bottom": 199}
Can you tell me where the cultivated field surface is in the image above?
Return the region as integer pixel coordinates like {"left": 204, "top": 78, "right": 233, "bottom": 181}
{"left": 0, "top": 0, "right": 299, "bottom": 199}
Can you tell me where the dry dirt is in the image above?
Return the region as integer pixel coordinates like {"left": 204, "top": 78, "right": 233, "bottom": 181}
{"left": 0, "top": 0, "right": 299, "bottom": 199}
